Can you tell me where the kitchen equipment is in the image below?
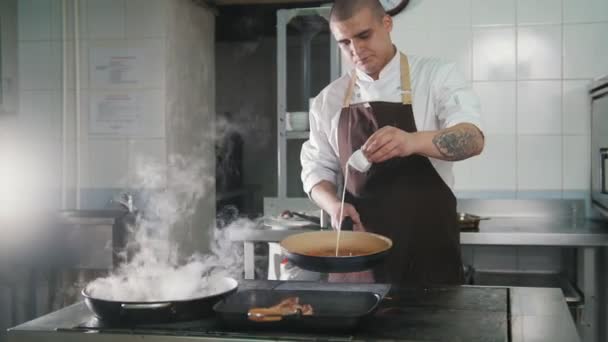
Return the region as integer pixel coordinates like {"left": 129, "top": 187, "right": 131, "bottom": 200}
{"left": 457, "top": 212, "right": 490, "bottom": 231}
{"left": 590, "top": 75, "right": 608, "bottom": 218}
{"left": 82, "top": 275, "right": 238, "bottom": 324}
{"left": 280, "top": 210, "right": 320, "bottom": 224}
{"left": 285, "top": 111, "right": 309, "bottom": 131}
{"left": 264, "top": 210, "right": 322, "bottom": 230}
{"left": 280, "top": 229, "right": 392, "bottom": 273}
{"left": 213, "top": 289, "right": 382, "bottom": 332}
{"left": 13, "top": 281, "right": 580, "bottom": 342}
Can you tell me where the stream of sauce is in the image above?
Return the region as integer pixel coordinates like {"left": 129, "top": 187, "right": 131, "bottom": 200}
{"left": 336, "top": 165, "right": 350, "bottom": 256}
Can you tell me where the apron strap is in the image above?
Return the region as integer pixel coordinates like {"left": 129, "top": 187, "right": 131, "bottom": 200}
{"left": 342, "top": 72, "right": 358, "bottom": 108}
{"left": 342, "top": 52, "right": 413, "bottom": 108}
{"left": 400, "top": 53, "right": 412, "bottom": 105}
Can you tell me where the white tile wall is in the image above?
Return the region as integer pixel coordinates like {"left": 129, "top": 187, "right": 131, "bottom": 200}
{"left": 125, "top": 0, "right": 167, "bottom": 39}
{"left": 83, "top": 139, "right": 129, "bottom": 188}
{"left": 563, "top": 23, "right": 608, "bottom": 79}
{"left": 516, "top": 0, "right": 562, "bottom": 25}
{"left": 473, "top": 27, "right": 516, "bottom": 81}
{"left": 18, "top": 0, "right": 51, "bottom": 41}
{"left": 453, "top": 159, "right": 474, "bottom": 189}
{"left": 17, "top": 0, "right": 168, "bottom": 192}
{"left": 563, "top": 135, "right": 590, "bottom": 190}
{"left": 517, "top": 135, "right": 562, "bottom": 190}
{"left": 18, "top": 90, "right": 61, "bottom": 140}
{"left": 563, "top": 0, "right": 608, "bottom": 23}
{"left": 85, "top": 0, "right": 125, "bottom": 39}
{"left": 470, "top": 135, "right": 517, "bottom": 190}
{"left": 472, "top": 0, "right": 516, "bottom": 26}
{"left": 391, "top": 27, "right": 432, "bottom": 57}
{"left": 473, "top": 81, "right": 516, "bottom": 134}
{"left": 517, "top": 25, "right": 562, "bottom": 80}
{"left": 429, "top": 28, "right": 472, "bottom": 80}
{"left": 562, "top": 80, "right": 591, "bottom": 135}
{"left": 18, "top": 41, "right": 61, "bottom": 90}
{"left": 391, "top": 0, "right": 605, "bottom": 196}
{"left": 429, "top": 0, "right": 472, "bottom": 28}
{"left": 517, "top": 81, "right": 562, "bottom": 135}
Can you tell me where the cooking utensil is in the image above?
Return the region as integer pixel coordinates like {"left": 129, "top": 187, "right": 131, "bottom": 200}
{"left": 264, "top": 210, "right": 322, "bottom": 230}
{"left": 280, "top": 210, "right": 321, "bottom": 225}
{"left": 280, "top": 229, "right": 392, "bottom": 273}
{"left": 214, "top": 289, "right": 382, "bottom": 332}
{"left": 457, "top": 212, "right": 490, "bottom": 231}
{"left": 82, "top": 275, "right": 238, "bottom": 324}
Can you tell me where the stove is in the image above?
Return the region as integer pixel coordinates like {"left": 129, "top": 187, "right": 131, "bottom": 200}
{"left": 8, "top": 281, "right": 580, "bottom": 342}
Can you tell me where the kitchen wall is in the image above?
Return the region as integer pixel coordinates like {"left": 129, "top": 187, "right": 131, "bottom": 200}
{"left": 0, "top": 1, "right": 216, "bottom": 339}
{"left": 388, "top": 0, "right": 608, "bottom": 201}
{"left": 9, "top": 0, "right": 216, "bottom": 229}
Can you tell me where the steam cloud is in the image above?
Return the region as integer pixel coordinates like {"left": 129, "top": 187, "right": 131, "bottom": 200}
{"left": 86, "top": 153, "right": 257, "bottom": 302}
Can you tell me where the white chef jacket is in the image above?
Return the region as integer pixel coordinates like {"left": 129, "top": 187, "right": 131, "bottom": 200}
{"left": 300, "top": 52, "right": 483, "bottom": 194}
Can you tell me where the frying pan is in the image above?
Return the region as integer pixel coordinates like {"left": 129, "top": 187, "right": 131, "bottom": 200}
{"left": 214, "top": 289, "right": 382, "bottom": 333}
{"left": 457, "top": 212, "right": 490, "bottom": 230}
{"left": 280, "top": 217, "right": 392, "bottom": 273}
{"left": 82, "top": 275, "right": 238, "bottom": 324}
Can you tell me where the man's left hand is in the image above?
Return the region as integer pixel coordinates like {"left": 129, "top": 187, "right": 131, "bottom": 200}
{"left": 362, "top": 126, "right": 418, "bottom": 163}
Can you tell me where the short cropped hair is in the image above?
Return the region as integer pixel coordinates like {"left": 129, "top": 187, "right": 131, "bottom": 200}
{"left": 330, "top": 0, "right": 387, "bottom": 22}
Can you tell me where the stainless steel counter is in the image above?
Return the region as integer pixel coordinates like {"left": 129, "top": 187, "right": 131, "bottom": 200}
{"left": 231, "top": 217, "right": 607, "bottom": 342}
{"left": 7, "top": 281, "right": 580, "bottom": 342}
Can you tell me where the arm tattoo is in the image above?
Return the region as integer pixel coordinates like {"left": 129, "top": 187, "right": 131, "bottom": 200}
{"left": 432, "top": 126, "right": 482, "bottom": 161}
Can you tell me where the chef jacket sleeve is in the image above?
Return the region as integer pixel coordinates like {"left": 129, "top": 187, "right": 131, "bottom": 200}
{"left": 300, "top": 95, "right": 341, "bottom": 195}
{"left": 433, "top": 62, "right": 484, "bottom": 133}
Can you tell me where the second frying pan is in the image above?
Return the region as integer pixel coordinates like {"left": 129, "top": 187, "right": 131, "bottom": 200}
{"left": 280, "top": 229, "right": 393, "bottom": 273}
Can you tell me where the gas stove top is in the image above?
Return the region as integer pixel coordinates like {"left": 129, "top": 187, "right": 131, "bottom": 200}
{"left": 9, "top": 281, "right": 582, "bottom": 342}
{"left": 62, "top": 316, "right": 353, "bottom": 341}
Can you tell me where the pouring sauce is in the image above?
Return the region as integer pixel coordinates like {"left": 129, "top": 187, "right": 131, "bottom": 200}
{"left": 336, "top": 164, "right": 350, "bottom": 256}
{"left": 304, "top": 247, "right": 372, "bottom": 257}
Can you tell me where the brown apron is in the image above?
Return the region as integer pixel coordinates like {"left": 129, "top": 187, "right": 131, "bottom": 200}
{"left": 330, "top": 53, "right": 464, "bottom": 286}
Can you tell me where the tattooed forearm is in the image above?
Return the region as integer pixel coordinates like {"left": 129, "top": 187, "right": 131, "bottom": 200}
{"left": 432, "top": 124, "right": 484, "bottom": 161}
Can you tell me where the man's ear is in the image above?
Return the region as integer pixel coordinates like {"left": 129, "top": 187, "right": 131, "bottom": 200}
{"left": 383, "top": 14, "right": 393, "bottom": 32}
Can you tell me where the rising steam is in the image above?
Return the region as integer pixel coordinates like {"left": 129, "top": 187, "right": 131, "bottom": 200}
{"left": 86, "top": 153, "right": 255, "bottom": 302}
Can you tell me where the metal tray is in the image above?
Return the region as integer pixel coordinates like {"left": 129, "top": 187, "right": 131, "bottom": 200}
{"left": 213, "top": 289, "right": 382, "bottom": 333}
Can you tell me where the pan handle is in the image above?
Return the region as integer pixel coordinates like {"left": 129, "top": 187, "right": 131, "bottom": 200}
{"left": 121, "top": 302, "right": 172, "bottom": 310}
{"left": 340, "top": 216, "right": 354, "bottom": 230}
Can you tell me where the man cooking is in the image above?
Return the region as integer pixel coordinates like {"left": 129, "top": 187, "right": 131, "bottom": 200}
{"left": 300, "top": 0, "right": 484, "bottom": 286}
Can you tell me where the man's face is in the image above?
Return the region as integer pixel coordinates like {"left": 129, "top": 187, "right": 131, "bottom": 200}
{"left": 331, "top": 8, "right": 394, "bottom": 78}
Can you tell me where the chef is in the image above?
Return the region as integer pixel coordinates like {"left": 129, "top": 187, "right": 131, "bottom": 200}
{"left": 300, "top": 0, "right": 484, "bottom": 285}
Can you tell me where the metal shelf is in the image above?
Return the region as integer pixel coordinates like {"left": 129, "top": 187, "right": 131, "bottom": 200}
{"left": 276, "top": 6, "right": 340, "bottom": 199}
{"left": 285, "top": 131, "right": 310, "bottom": 140}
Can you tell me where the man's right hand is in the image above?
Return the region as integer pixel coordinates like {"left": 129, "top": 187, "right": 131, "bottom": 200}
{"left": 310, "top": 180, "right": 365, "bottom": 231}
{"left": 328, "top": 201, "right": 365, "bottom": 232}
